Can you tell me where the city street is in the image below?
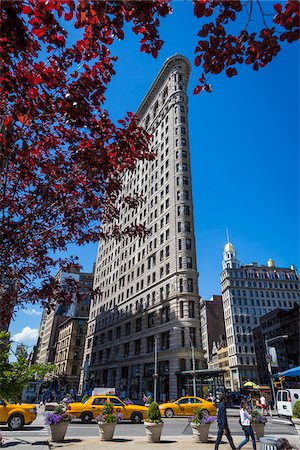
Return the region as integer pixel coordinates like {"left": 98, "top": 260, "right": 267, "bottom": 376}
{"left": 0, "top": 409, "right": 298, "bottom": 442}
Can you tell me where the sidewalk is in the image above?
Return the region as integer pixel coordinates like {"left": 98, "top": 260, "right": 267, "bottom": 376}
{"left": 2, "top": 433, "right": 299, "bottom": 450}
{"left": 1, "top": 436, "right": 49, "bottom": 450}
{"left": 48, "top": 435, "right": 300, "bottom": 450}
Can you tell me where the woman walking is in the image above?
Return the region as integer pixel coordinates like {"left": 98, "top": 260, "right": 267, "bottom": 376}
{"left": 237, "top": 400, "right": 256, "bottom": 450}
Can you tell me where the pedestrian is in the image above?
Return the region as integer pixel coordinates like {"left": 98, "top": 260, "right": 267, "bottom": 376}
{"left": 260, "top": 394, "right": 267, "bottom": 415}
{"left": 237, "top": 400, "right": 256, "bottom": 450}
{"left": 276, "top": 438, "right": 293, "bottom": 450}
{"left": 214, "top": 394, "right": 236, "bottom": 450}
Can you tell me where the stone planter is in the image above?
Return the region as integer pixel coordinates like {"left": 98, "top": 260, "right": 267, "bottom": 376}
{"left": 49, "top": 422, "right": 69, "bottom": 442}
{"left": 190, "top": 423, "right": 211, "bottom": 443}
{"left": 144, "top": 421, "right": 163, "bottom": 443}
{"left": 252, "top": 423, "right": 265, "bottom": 440}
{"left": 291, "top": 417, "right": 300, "bottom": 438}
{"left": 98, "top": 422, "right": 116, "bottom": 441}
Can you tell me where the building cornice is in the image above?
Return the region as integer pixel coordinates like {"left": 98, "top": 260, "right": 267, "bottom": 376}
{"left": 136, "top": 54, "right": 191, "bottom": 119}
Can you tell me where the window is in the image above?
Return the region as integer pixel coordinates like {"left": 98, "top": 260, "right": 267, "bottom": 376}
{"left": 178, "top": 239, "right": 182, "bottom": 250}
{"left": 161, "top": 331, "right": 170, "bottom": 350}
{"left": 180, "top": 302, "right": 184, "bottom": 318}
{"left": 125, "top": 322, "right": 131, "bottom": 335}
{"left": 148, "top": 312, "right": 155, "bottom": 328}
{"left": 186, "top": 238, "right": 191, "bottom": 250}
{"left": 147, "top": 336, "right": 154, "bottom": 353}
{"left": 136, "top": 318, "right": 142, "bottom": 332}
{"left": 179, "top": 257, "right": 183, "bottom": 269}
{"left": 187, "top": 257, "right": 192, "bottom": 268}
{"left": 184, "top": 205, "right": 190, "bottom": 215}
{"left": 187, "top": 278, "right": 193, "bottom": 292}
{"left": 183, "top": 176, "right": 189, "bottom": 185}
{"left": 188, "top": 301, "right": 195, "bottom": 318}
{"left": 179, "top": 278, "right": 183, "bottom": 293}
{"left": 124, "top": 343, "right": 129, "bottom": 357}
{"left": 134, "top": 339, "right": 141, "bottom": 355}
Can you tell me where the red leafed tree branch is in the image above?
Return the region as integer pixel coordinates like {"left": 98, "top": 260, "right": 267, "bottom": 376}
{"left": 193, "top": 0, "right": 299, "bottom": 94}
{"left": 0, "top": 0, "right": 171, "bottom": 320}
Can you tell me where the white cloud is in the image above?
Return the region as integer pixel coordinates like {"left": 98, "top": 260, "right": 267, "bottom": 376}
{"left": 24, "top": 308, "right": 42, "bottom": 317}
{"left": 12, "top": 327, "right": 39, "bottom": 344}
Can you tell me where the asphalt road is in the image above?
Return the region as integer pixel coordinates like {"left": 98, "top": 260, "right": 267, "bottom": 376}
{"left": 0, "top": 409, "right": 297, "bottom": 441}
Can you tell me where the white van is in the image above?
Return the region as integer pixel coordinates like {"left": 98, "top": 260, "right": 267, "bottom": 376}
{"left": 277, "top": 389, "right": 300, "bottom": 418}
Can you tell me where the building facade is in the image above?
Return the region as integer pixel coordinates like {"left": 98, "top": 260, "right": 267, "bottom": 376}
{"left": 35, "top": 268, "right": 93, "bottom": 365}
{"left": 80, "top": 55, "right": 205, "bottom": 401}
{"left": 253, "top": 304, "right": 300, "bottom": 385}
{"left": 54, "top": 316, "right": 88, "bottom": 392}
{"left": 221, "top": 242, "right": 300, "bottom": 390}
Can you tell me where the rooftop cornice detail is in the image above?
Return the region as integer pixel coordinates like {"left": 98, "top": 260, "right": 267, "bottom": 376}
{"left": 136, "top": 54, "right": 191, "bottom": 119}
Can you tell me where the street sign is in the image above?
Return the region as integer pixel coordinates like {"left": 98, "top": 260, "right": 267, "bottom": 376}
{"left": 266, "top": 354, "right": 272, "bottom": 363}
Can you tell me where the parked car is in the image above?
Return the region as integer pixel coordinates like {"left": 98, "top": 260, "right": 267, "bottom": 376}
{"left": 0, "top": 399, "right": 37, "bottom": 430}
{"left": 158, "top": 396, "right": 217, "bottom": 418}
{"left": 67, "top": 395, "right": 148, "bottom": 424}
{"left": 277, "top": 389, "right": 300, "bottom": 418}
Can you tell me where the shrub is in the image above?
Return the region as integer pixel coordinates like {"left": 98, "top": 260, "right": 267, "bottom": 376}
{"left": 292, "top": 400, "right": 300, "bottom": 418}
{"left": 251, "top": 408, "right": 268, "bottom": 424}
{"left": 189, "top": 408, "right": 217, "bottom": 426}
{"left": 146, "top": 396, "right": 153, "bottom": 404}
{"left": 45, "top": 403, "right": 73, "bottom": 425}
{"left": 145, "top": 402, "right": 162, "bottom": 423}
{"left": 96, "top": 401, "right": 123, "bottom": 424}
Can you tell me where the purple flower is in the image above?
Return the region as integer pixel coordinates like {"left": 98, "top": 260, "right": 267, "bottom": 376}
{"left": 45, "top": 413, "right": 63, "bottom": 425}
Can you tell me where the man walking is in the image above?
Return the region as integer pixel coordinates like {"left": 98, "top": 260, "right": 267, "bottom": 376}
{"left": 215, "top": 394, "right": 236, "bottom": 450}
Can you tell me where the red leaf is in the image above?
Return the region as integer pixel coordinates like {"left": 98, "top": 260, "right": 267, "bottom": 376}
{"left": 65, "top": 10, "right": 74, "bottom": 21}
{"left": 195, "top": 55, "right": 202, "bottom": 66}
{"left": 193, "top": 85, "right": 203, "bottom": 95}
{"left": 151, "top": 48, "right": 158, "bottom": 58}
{"left": 226, "top": 67, "right": 238, "bottom": 78}
{"left": 32, "top": 28, "right": 46, "bottom": 38}
{"left": 22, "top": 6, "right": 32, "bottom": 14}
{"left": 4, "top": 115, "right": 13, "bottom": 128}
{"left": 274, "top": 4, "right": 282, "bottom": 13}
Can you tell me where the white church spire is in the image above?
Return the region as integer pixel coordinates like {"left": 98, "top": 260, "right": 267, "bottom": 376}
{"left": 222, "top": 236, "right": 240, "bottom": 270}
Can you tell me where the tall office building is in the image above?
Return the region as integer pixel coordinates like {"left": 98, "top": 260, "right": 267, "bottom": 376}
{"left": 221, "top": 241, "right": 300, "bottom": 389}
{"left": 80, "top": 55, "right": 205, "bottom": 400}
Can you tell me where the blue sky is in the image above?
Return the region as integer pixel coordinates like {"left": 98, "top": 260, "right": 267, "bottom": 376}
{"left": 9, "top": 2, "right": 299, "bottom": 347}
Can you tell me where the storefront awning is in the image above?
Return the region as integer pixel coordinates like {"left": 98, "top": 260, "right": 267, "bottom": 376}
{"left": 175, "top": 369, "right": 226, "bottom": 376}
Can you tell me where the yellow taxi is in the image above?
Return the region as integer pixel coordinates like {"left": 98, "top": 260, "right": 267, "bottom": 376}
{"left": 0, "top": 399, "right": 37, "bottom": 430}
{"left": 67, "top": 395, "right": 148, "bottom": 424}
{"left": 159, "top": 396, "right": 217, "bottom": 418}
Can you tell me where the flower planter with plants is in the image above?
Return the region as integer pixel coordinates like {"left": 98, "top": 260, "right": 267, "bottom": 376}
{"left": 96, "top": 401, "right": 123, "bottom": 441}
{"left": 45, "top": 403, "right": 73, "bottom": 442}
{"left": 292, "top": 400, "right": 300, "bottom": 438}
{"left": 251, "top": 409, "right": 268, "bottom": 440}
{"left": 189, "top": 407, "right": 217, "bottom": 443}
{"left": 144, "top": 402, "right": 164, "bottom": 443}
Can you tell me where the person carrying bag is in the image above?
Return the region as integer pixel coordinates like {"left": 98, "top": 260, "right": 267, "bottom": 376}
{"left": 237, "top": 400, "right": 257, "bottom": 450}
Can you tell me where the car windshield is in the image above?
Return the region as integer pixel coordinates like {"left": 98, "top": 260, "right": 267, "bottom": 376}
{"left": 82, "top": 396, "right": 91, "bottom": 404}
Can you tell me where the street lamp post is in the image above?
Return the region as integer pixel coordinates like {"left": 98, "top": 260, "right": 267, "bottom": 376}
{"left": 265, "top": 335, "right": 288, "bottom": 409}
{"left": 153, "top": 337, "right": 158, "bottom": 403}
{"left": 173, "top": 327, "right": 196, "bottom": 397}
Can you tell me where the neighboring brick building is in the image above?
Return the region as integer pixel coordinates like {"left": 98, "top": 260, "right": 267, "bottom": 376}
{"left": 253, "top": 304, "right": 300, "bottom": 385}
